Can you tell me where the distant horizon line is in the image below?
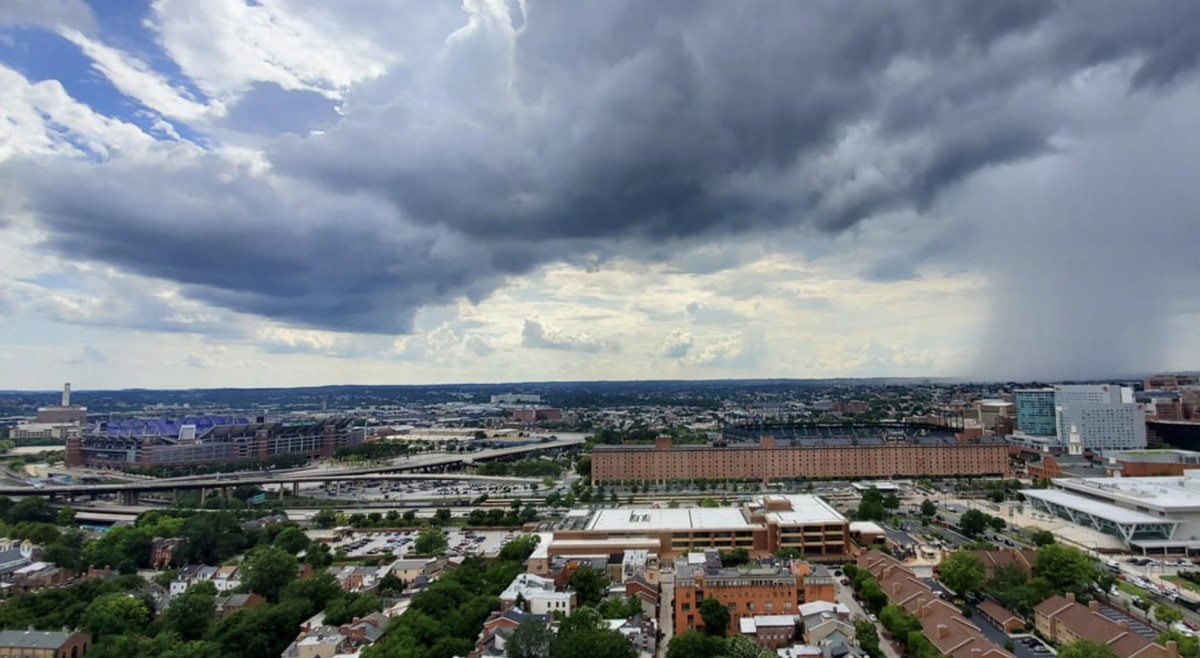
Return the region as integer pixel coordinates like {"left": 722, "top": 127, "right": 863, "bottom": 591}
{"left": 2, "top": 372, "right": 1194, "bottom": 394}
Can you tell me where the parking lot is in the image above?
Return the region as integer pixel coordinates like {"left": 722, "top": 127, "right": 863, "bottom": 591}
{"left": 304, "top": 478, "right": 539, "bottom": 502}
{"left": 332, "top": 528, "right": 520, "bottom": 559}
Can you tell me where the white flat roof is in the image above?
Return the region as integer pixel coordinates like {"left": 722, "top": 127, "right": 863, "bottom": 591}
{"left": 1020, "top": 489, "right": 1169, "bottom": 524}
{"left": 763, "top": 495, "right": 846, "bottom": 525}
{"left": 1054, "top": 475, "right": 1200, "bottom": 512}
{"left": 588, "top": 508, "right": 753, "bottom": 532}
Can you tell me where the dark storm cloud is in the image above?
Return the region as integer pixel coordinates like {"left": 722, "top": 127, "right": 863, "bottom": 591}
{"left": 12, "top": 0, "right": 1200, "bottom": 339}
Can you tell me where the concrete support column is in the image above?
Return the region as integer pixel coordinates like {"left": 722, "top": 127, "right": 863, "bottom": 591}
{"left": 292, "top": 482, "right": 300, "bottom": 497}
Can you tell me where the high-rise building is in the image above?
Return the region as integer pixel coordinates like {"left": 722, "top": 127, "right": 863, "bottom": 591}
{"left": 1014, "top": 389, "right": 1057, "bottom": 437}
{"left": 1054, "top": 385, "right": 1145, "bottom": 453}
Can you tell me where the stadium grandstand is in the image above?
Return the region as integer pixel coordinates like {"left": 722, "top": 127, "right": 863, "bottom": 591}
{"left": 66, "top": 416, "right": 363, "bottom": 469}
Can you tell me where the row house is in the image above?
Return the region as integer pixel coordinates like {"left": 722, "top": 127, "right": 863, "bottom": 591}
{"left": 170, "top": 564, "right": 241, "bottom": 597}
{"left": 1034, "top": 594, "right": 1176, "bottom": 658}
{"left": 328, "top": 564, "right": 392, "bottom": 593}
{"left": 858, "top": 551, "right": 1015, "bottom": 658}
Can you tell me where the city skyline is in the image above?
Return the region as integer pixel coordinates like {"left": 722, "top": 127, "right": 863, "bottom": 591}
{"left": 2, "top": 1, "right": 1200, "bottom": 389}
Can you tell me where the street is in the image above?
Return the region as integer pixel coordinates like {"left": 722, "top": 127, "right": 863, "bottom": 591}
{"left": 835, "top": 582, "right": 900, "bottom": 658}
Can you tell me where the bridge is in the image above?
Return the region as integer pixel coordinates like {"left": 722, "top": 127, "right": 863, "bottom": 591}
{"left": 6, "top": 434, "right": 584, "bottom": 505}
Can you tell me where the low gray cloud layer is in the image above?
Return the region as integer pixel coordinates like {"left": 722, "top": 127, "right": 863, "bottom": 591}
{"left": 6, "top": 0, "right": 1200, "bottom": 377}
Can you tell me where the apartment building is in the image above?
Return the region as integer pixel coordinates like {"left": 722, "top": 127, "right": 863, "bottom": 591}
{"left": 1034, "top": 594, "right": 1175, "bottom": 658}
{"left": 592, "top": 432, "right": 1008, "bottom": 483}
{"left": 673, "top": 551, "right": 836, "bottom": 637}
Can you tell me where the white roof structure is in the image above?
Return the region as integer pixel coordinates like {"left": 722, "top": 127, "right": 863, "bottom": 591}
{"left": 1021, "top": 489, "right": 1166, "bottom": 524}
{"left": 1021, "top": 487, "right": 1179, "bottom": 547}
{"left": 740, "top": 615, "right": 798, "bottom": 634}
{"left": 1055, "top": 473, "right": 1200, "bottom": 513}
{"left": 588, "top": 508, "right": 753, "bottom": 532}
{"left": 797, "top": 601, "right": 850, "bottom": 619}
{"left": 761, "top": 495, "right": 845, "bottom": 525}
{"left": 849, "top": 521, "right": 886, "bottom": 535}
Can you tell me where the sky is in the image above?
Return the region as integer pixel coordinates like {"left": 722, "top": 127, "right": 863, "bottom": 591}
{"left": 2, "top": 0, "right": 1200, "bottom": 390}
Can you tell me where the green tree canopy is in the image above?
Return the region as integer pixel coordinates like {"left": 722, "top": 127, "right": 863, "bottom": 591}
{"left": 507, "top": 618, "right": 553, "bottom": 658}
{"left": 699, "top": 596, "right": 731, "bottom": 636}
{"left": 1033, "top": 544, "right": 1097, "bottom": 595}
{"left": 1156, "top": 604, "right": 1183, "bottom": 626}
{"left": 413, "top": 527, "right": 449, "bottom": 556}
{"left": 959, "top": 509, "right": 988, "bottom": 537}
{"left": 567, "top": 566, "right": 609, "bottom": 608}
{"left": 272, "top": 526, "right": 310, "bottom": 554}
{"left": 241, "top": 546, "right": 299, "bottom": 603}
{"left": 1030, "top": 529, "right": 1056, "bottom": 546}
{"left": 920, "top": 499, "right": 937, "bottom": 517}
{"left": 1057, "top": 639, "right": 1119, "bottom": 658}
{"left": 81, "top": 592, "right": 149, "bottom": 639}
{"left": 939, "top": 550, "right": 986, "bottom": 596}
{"left": 163, "top": 589, "right": 216, "bottom": 642}
{"left": 311, "top": 509, "right": 337, "bottom": 529}
{"left": 666, "top": 630, "right": 725, "bottom": 658}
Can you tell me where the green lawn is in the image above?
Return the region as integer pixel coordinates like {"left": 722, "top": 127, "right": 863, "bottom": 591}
{"left": 1117, "top": 580, "right": 1153, "bottom": 599}
{"left": 1163, "top": 575, "right": 1200, "bottom": 593}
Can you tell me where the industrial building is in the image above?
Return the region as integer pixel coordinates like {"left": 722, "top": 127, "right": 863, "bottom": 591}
{"left": 1021, "top": 472, "right": 1200, "bottom": 554}
{"left": 65, "top": 417, "right": 363, "bottom": 469}
{"left": 592, "top": 424, "right": 1008, "bottom": 483}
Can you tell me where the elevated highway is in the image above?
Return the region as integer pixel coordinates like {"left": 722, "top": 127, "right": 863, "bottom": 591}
{"left": 7, "top": 434, "right": 584, "bottom": 505}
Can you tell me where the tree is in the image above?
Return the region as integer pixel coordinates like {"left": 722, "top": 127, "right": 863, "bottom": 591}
{"left": 940, "top": 550, "right": 987, "bottom": 596}
{"left": 324, "top": 592, "right": 382, "bottom": 625}
{"left": 1156, "top": 604, "right": 1184, "bottom": 626}
{"left": 1057, "top": 639, "right": 1119, "bottom": 658}
{"left": 575, "top": 456, "right": 592, "bottom": 482}
{"left": 1034, "top": 544, "right": 1097, "bottom": 595}
{"left": 273, "top": 526, "right": 310, "bottom": 554}
{"left": 567, "top": 565, "right": 609, "bottom": 607}
{"left": 1030, "top": 529, "right": 1056, "bottom": 546}
{"left": 414, "top": 527, "right": 448, "bottom": 556}
{"left": 311, "top": 509, "right": 337, "bottom": 529}
{"left": 988, "top": 516, "right": 1006, "bottom": 531}
{"left": 434, "top": 508, "right": 452, "bottom": 524}
{"left": 83, "top": 525, "right": 153, "bottom": 574}
{"left": 507, "top": 618, "right": 553, "bottom": 658}
{"left": 920, "top": 499, "right": 937, "bottom": 518}
{"left": 699, "top": 596, "right": 730, "bottom": 636}
{"left": 10, "top": 497, "right": 54, "bottom": 523}
{"left": 305, "top": 541, "right": 333, "bottom": 568}
{"left": 721, "top": 547, "right": 750, "bottom": 567}
{"left": 666, "top": 630, "right": 725, "bottom": 658}
{"left": 163, "top": 589, "right": 216, "bottom": 641}
{"left": 56, "top": 506, "right": 76, "bottom": 526}
{"left": 241, "top": 545, "right": 299, "bottom": 602}
{"left": 81, "top": 592, "right": 149, "bottom": 639}
{"left": 959, "top": 509, "right": 988, "bottom": 537}
{"left": 882, "top": 493, "right": 901, "bottom": 510}
{"left": 855, "top": 617, "right": 883, "bottom": 658}
{"left": 726, "top": 635, "right": 773, "bottom": 658}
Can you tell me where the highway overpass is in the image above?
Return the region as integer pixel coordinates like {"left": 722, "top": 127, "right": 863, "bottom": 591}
{"left": 4, "top": 433, "right": 583, "bottom": 505}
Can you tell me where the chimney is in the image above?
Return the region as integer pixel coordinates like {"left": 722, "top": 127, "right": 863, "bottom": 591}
{"left": 936, "top": 624, "right": 948, "bottom": 639}
{"left": 1066, "top": 592, "right": 1076, "bottom": 603}
{"left": 892, "top": 582, "right": 901, "bottom": 596}
{"left": 1089, "top": 600, "right": 1099, "bottom": 611}
{"left": 62, "top": 382, "right": 70, "bottom": 407}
